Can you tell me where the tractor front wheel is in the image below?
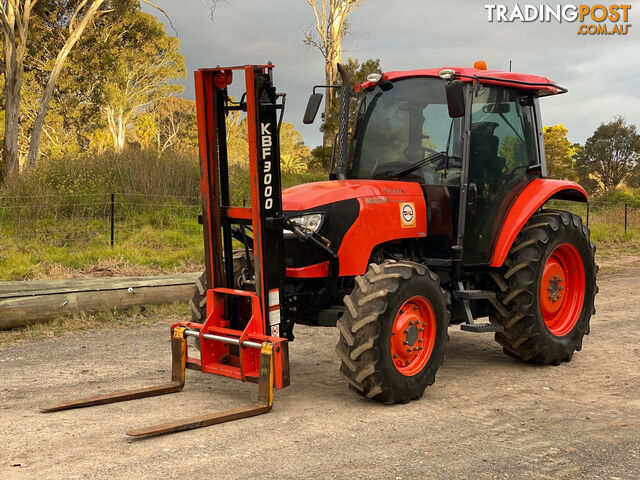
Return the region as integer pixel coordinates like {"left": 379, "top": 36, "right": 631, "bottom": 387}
{"left": 490, "top": 209, "right": 597, "bottom": 364}
{"left": 336, "top": 260, "right": 449, "bottom": 403}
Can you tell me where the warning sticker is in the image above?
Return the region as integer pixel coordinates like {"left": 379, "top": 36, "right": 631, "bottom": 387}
{"left": 400, "top": 202, "right": 416, "bottom": 228}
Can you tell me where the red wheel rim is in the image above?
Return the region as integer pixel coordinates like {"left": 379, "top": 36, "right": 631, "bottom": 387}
{"left": 390, "top": 296, "right": 436, "bottom": 376}
{"left": 539, "top": 243, "right": 585, "bottom": 336}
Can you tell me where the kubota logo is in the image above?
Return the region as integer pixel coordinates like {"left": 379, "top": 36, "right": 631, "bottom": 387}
{"left": 261, "top": 122, "right": 274, "bottom": 210}
{"left": 484, "top": 3, "right": 632, "bottom": 35}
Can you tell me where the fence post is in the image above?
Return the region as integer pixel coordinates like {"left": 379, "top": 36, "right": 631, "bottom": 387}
{"left": 625, "top": 202, "right": 628, "bottom": 233}
{"left": 586, "top": 203, "right": 589, "bottom": 227}
{"left": 110, "top": 193, "right": 115, "bottom": 248}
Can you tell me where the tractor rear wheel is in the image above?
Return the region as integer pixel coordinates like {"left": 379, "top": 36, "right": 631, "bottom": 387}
{"left": 490, "top": 209, "right": 597, "bottom": 364}
{"left": 336, "top": 260, "right": 449, "bottom": 404}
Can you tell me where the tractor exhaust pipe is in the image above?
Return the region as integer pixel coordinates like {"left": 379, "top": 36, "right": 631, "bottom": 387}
{"left": 335, "top": 63, "right": 351, "bottom": 181}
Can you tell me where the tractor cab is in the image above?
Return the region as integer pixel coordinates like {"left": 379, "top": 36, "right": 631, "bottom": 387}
{"left": 344, "top": 67, "right": 552, "bottom": 264}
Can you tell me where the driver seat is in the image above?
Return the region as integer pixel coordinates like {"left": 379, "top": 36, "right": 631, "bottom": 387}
{"left": 469, "top": 122, "right": 505, "bottom": 187}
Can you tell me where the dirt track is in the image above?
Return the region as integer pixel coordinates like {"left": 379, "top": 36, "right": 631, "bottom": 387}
{"left": 1, "top": 262, "right": 639, "bottom": 479}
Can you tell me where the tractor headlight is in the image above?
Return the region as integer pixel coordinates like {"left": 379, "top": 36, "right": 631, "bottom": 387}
{"left": 284, "top": 213, "right": 325, "bottom": 237}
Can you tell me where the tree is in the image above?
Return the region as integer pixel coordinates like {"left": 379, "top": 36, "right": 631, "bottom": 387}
{"left": 1, "top": 0, "right": 38, "bottom": 178}
{"left": 91, "top": 9, "right": 184, "bottom": 152}
{"left": 26, "top": 0, "right": 111, "bottom": 168}
{"left": 0, "top": 0, "right": 111, "bottom": 177}
{"left": 321, "top": 57, "right": 379, "bottom": 141}
{"left": 0, "top": 0, "right": 191, "bottom": 180}
{"left": 575, "top": 117, "right": 640, "bottom": 193}
{"left": 148, "top": 96, "right": 197, "bottom": 153}
{"left": 304, "top": 0, "right": 367, "bottom": 147}
{"left": 543, "top": 125, "right": 578, "bottom": 180}
{"left": 225, "top": 109, "right": 311, "bottom": 170}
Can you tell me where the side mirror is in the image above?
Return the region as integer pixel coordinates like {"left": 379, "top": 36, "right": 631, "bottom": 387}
{"left": 445, "top": 80, "right": 465, "bottom": 118}
{"left": 303, "top": 93, "right": 323, "bottom": 124}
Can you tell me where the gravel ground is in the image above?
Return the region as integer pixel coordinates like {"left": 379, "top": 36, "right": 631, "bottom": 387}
{"left": 1, "top": 261, "right": 639, "bottom": 480}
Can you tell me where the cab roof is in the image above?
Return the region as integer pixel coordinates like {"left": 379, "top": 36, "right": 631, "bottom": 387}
{"left": 368, "top": 67, "right": 565, "bottom": 96}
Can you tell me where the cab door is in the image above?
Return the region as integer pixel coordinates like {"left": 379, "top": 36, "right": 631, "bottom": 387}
{"left": 463, "top": 86, "right": 541, "bottom": 264}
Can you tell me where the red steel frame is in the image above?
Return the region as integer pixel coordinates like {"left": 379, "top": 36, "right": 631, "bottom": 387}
{"left": 173, "top": 65, "right": 289, "bottom": 389}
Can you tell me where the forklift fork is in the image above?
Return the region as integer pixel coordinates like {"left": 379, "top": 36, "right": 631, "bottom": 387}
{"left": 40, "top": 327, "right": 275, "bottom": 437}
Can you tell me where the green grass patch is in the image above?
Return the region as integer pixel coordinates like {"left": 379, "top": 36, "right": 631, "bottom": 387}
{"left": 0, "top": 214, "right": 204, "bottom": 280}
{"left": 589, "top": 223, "right": 640, "bottom": 258}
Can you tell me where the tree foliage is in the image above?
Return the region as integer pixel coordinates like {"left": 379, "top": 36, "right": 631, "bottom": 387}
{"left": 0, "top": 0, "right": 194, "bottom": 180}
{"left": 321, "top": 57, "right": 380, "bottom": 143}
{"left": 81, "top": 6, "right": 185, "bottom": 152}
{"left": 542, "top": 125, "right": 578, "bottom": 180}
{"left": 575, "top": 117, "right": 640, "bottom": 194}
{"left": 225, "top": 108, "right": 311, "bottom": 171}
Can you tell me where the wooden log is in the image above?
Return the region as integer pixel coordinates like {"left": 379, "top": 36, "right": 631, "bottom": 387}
{"left": 0, "top": 274, "right": 200, "bottom": 330}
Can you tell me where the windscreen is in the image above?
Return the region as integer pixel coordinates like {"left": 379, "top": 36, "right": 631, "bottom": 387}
{"left": 348, "top": 77, "right": 463, "bottom": 185}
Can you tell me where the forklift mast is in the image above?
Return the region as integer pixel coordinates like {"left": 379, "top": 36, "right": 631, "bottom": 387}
{"left": 193, "top": 64, "right": 289, "bottom": 386}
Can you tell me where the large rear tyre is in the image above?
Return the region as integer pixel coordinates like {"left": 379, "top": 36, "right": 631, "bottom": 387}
{"left": 336, "top": 260, "right": 449, "bottom": 404}
{"left": 490, "top": 209, "right": 598, "bottom": 364}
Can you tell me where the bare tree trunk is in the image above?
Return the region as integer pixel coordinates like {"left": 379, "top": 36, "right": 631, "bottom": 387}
{"left": 117, "top": 111, "right": 125, "bottom": 152}
{"left": 3, "top": 52, "right": 21, "bottom": 177}
{"left": 305, "top": 0, "right": 362, "bottom": 148}
{"left": 104, "top": 107, "right": 123, "bottom": 152}
{"left": 322, "top": 30, "right": 342, "bottom": 147}
{"left": 1, "top": 1, "right": 30, "bottom": 179}
{"left": 26, "top": 0, "right": 106, "bottom": 169}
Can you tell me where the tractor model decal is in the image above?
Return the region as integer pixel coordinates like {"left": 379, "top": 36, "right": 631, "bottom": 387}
{"left": 261, "top": 122, "right": 274, "bottom": 211}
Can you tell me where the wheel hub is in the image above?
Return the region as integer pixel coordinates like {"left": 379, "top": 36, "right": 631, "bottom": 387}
{"left": 390, "top": 296, "right": 436, "bottom": 376}
{"left": 541, "top": 259, "right": 565, "bottom": 316}
{"left": 539, "top": 243, "right": 586, "bottom": 337}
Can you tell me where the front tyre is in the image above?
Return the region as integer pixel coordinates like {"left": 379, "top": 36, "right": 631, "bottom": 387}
{"left": 490, "top": 209, "right": 598, "bottom": 364}
{"left": 336, "top": 261, "right": 449, "bottom": 404}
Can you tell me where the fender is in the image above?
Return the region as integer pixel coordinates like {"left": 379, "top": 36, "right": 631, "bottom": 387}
{"left": 490, "top": 178, "right": 588, "bottom": 267}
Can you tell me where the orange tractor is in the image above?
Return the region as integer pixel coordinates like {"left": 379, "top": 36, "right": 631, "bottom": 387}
{"left": 43, "top": 62, "right": 596, "bottom": 435}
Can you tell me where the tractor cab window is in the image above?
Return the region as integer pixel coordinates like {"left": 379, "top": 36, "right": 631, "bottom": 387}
{"left": 464, "top": 85, "right": 539, "bottom": 264}
{"left": 348, "top": 77, "right": 463, "bottom": 185}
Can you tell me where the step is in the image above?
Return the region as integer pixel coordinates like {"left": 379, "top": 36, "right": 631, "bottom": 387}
{"left": 453, "top": 289, "right": 496, "bottom": 300}
{"left": 460, "top": 323, "right": 504, "bottom": 333}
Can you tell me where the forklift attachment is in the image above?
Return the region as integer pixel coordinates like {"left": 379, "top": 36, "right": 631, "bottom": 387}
{"left": 41, "top": 65, "right": 290, "bottom": 437}
{"left": 40, "top": 327, "right": 188, "bottom": 413}
{"left": 125, "top": 343, "right": 273, "bottom": 437}
{"left": 41, "top": 327, "right": 276, "bottom": 437}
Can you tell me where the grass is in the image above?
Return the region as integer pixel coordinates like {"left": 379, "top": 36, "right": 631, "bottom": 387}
{"left": 589, "top": 223, "right": 640, "bottom": 258}
{"left": 0, "top": 302, "right": 191, "bottom": 347}
{"left": 0, "top": 158, "right": 328, "bottom": 280}
{"left": 0, "top": 214, "right": 204, "bottom": 280}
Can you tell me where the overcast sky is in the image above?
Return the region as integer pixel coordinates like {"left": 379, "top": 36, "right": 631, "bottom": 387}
{"left": 142, "top": 0, "right": 640, "bottom": 148}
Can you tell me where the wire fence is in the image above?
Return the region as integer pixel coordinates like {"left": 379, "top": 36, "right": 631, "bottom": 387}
{"left": 0, "top": 192, "right": 202, "bottom": 248}
{"left": 1, "top": 193, "right": 639, "bottom": 249}
{"left": 549, "top": 200, "right": 640, "bottom": 232}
